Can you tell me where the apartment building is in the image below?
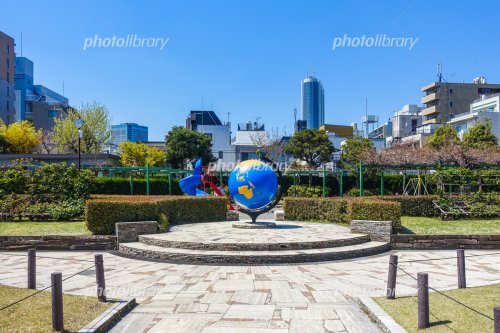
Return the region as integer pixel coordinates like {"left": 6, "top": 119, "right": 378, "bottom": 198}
{"left": 421, "top": 77, "right": 500, "bottom": 125}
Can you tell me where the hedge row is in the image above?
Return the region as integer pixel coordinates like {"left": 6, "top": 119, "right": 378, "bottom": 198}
{"left": 283, "top": 197, "right": 401, "bottom": 230}
{"left": 378, "top": 195, "right": 439, "bottom": 217}
{"left": 93, "top": 178, "right": 182, "bottom": 195}
{"left": 282, "top": 197, "right": 349, "bottom": 223}
{"left": 347, "top": 199, "right": 401, "bottom": 230}
{"left": 85, "top": 196, "right": 228, "bottom": 235}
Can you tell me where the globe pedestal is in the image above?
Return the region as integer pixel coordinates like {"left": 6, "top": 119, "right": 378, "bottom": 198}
{"left": 232, "top": 221, "right": 277, "bottom": 229}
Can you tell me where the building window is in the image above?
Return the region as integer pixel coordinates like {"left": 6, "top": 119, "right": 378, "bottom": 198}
{"left": 6, "top": 72, "right": 9, "bottom": 83}
{"left": 6, "top": 44, "right": 9, "bottom": 54}
{"left": 449, "top": 88, "right": 453, "bottom": 94}
{"left": 218, "top": 151, "right": 223, "bottom": 159}
{"left": 6, "top": 58, "right": 9, "bottom": 69}
{"left": 6, "top": 100, "right": 9, "bottom": 111}
{"left": 6, "top": 86, "right": 9, "bottom": 97}
{"left": 204, "top": 133, "right": 212, "bottom": 140}
{"left": 449, "top": 101, "right": 453, "bottom": 107}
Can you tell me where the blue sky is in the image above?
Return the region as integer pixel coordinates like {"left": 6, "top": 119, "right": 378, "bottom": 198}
{"left": 2, "top": 0, "right": 500, "bottom": 140}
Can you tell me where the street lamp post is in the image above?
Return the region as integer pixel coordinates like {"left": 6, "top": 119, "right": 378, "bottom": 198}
{"left": 74, "top": 118, "right": 84, "bottom": 171}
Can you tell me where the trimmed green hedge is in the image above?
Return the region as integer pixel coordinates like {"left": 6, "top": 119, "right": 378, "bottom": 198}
{"left": 93, "top": 178, "right": 181, "bottom": 195}
{"left": 283, "top": 197, "right": 402, "bottom": 230}
{"left": 283, "top": 197, "right": 348, "bottom": 223}
{"left": 347, "top": 199, "right": 401, "bottom": 230}
{"left": 155, "top": 197, "right": 228, "bottom": 225}
{"left": 286, "top": 185, "right": 332, "bottom": 198}
{"left": 378, "top": 195, "right": 439, "bottom": 217}
{"left": 85, "top": 196, "right": 228, "bottom": 235}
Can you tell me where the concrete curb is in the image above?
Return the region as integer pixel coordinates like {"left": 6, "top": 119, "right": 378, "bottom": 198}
{"left": 355, "top": 296, "right": 407, "bottom": 333}
{"left": 77, "top": 298, "right": 137, "bottom": 333}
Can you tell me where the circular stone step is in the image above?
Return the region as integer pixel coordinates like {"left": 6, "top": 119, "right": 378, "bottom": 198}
{"left": 232, "top": 221, "right": 277, "bottom": 229}
{"left": 138, "top": 221, "right": 372, "bottom": 251}
{"left": 118, "top": 241, "right": 390, "bottom": 265}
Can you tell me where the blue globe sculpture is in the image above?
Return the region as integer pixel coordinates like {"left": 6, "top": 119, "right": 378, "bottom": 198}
{"left": 228, "top": 159, "right": 278, "bottom": 211}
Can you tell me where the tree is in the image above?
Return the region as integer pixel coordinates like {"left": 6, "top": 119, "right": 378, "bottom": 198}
{"left": 119, "top": 141, "right": 166, "bottom": 167}
{"left": 340, "top": 136, "right": 374, "bottom": 174}
{"left": 53, "top": 102, "right": 112, "bottom": 153}
{"left": 40, "top": 130, "right": 56, "bottom": 154}
{"left": 463, "top": 120, "right": 498, "bottom": 149}
{"left": 0, "top": 120, "right": 41, "bottom": 153}
{"left": 427, "top": 124, "right": 459, "bottom": 149}
{"left": 249, "top": 127, "right": 286, "bottom": 159}
{"left": 0, "top": 124, "right": 11, "bottom": 153}
{"left": 284, "top": 129, "right": 335, "bottom": 169}
{"left": 165, "top": 126, "right": 215, "bottom": 168}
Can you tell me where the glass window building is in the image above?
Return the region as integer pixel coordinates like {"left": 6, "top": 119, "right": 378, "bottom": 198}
{"left": 111, "top": 123, "right": 148, "bottom": 148}
{"left": 301, "top": 75, "right": 325, "bottom": 129}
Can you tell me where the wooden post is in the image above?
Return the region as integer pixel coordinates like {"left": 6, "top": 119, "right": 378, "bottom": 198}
{"left": 457, "top": 249, "right": 466, "bottom": 289}
{"left": 387, "top": 254, "right": 398, "bottom": 299}
{"left": 417, "top": 272, "right": 429, "bottom": 329}
{"left": 51, "top": 272, "right": 64, "bottom": 332}
{"left": 95, "top": 254, "right": 106, "bottom": 302}
{"left": 27, "top": 249, "right": 36, "bottom": 289}
{"left": 494, "top": 307, "right": 500, "bottom": 333}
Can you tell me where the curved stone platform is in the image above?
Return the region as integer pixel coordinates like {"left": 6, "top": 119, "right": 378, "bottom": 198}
{"left": 119, "top": 221, "right": 390, "bottom": 264}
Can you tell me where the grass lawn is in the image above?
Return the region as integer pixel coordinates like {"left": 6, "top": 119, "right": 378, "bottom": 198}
{"left": 375, "top": 284, "right": 500, "bottom": 333}
{"left": 400, "top": 216, "right": 500, "bottom": 234}
{"left": 0, "top": 285, "right": 110, "bottom": 333}
{"left": 0, "top": 221, "right": 90, "bottom": 235}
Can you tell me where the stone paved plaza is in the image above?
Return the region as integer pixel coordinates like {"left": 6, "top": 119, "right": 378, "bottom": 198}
{"left": 145, "top": 221, "right": 355, "bottom": 246}
{"left": 1, "top": 249, "right": 499, "bottom": 332}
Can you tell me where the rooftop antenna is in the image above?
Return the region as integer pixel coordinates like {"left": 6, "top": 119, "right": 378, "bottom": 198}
{"left": 365, "top": 97, "right": 368, "bottom": 138}
{"left": 437, "top": 63, "right": 443, "bottom": 82}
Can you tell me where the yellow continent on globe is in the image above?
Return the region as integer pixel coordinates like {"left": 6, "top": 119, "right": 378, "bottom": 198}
{"left": 238, "top": 185, "right": 254, "bottom": 199}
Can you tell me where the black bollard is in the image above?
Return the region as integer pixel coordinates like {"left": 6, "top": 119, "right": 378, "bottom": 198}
{"left": 494, "top": 307, "right": 500, "bottom": 333}
{"left": 27, "top": 249, "right": 36, "bottom": 289}
{"left": 387, "top": 254, "right": 398, "bottom": 299}
{"left": 51, "top": 272, "right": 64, "bottom": 332}
{"left": 457, "top": 249, "right": 466, "bottom": 289}
{"left": 417, "top": 272, "right": 429, "bottom": 329}
{"left": 95, "top": 254, "right": 106, "bottom": 302}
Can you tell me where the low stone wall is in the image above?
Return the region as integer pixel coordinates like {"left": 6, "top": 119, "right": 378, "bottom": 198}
{"left": 227, "top": 210, "right": 239, "bottom": 221}
{"left": 115, "top": 221, "right": 158, "bottom": 243}
{"left": 0, "top": 235, "right": 116, "bottom": 250}
{"left": 351, "top": 220, "right": 392, "bottom": 242}
{"left": 391, "top": 234, "right": 500, "bottom": 249}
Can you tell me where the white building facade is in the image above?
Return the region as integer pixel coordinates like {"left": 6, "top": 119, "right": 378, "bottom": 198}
{"left": 448, "top": 94, "right": 500, "bottom": 140}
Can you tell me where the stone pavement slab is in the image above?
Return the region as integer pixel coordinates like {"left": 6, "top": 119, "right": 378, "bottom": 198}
{"left": 0, "top": 249, "right": 499, "bottom": 332}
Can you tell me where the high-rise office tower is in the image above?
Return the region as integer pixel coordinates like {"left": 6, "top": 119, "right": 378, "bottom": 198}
{"left": 0, "top": 31, "right": 15, "bottom": 125}
{"left": 301, "top": 74, "right": 324, "bottom": 129}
